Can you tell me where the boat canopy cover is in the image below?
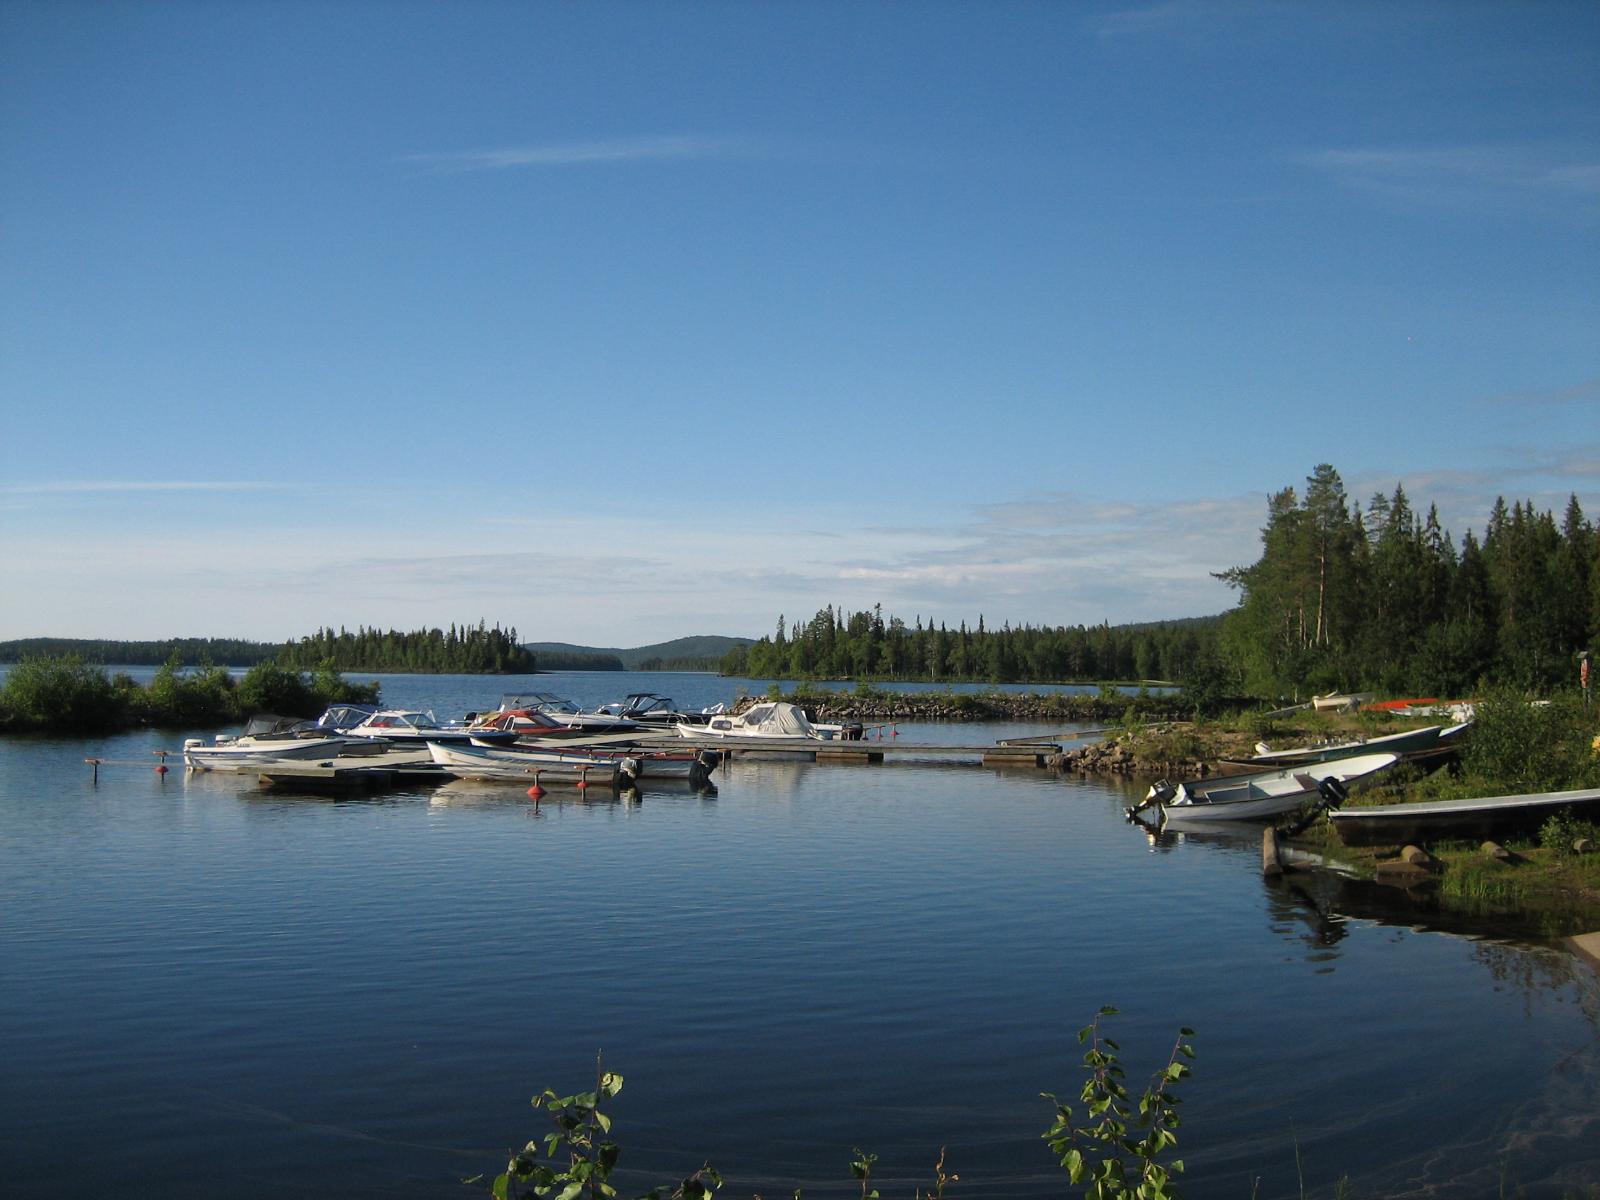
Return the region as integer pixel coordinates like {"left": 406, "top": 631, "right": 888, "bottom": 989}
{"left": 739, "top": 702, "right": 821, "bottom": 737}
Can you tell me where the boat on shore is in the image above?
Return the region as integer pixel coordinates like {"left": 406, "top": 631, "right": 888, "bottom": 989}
{"left": 1246, "top": 721, "right": 1472, "bottom": 766}
{"left": 1132, "top": 752, "right": 1401, "bottom": 825}
{"left": 1328, "top": 786, "right": 1600, "bottom": 846}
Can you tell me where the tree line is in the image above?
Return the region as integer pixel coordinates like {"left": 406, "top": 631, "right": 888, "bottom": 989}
{"left": 1217, "top": 463, "right": 1596, "bottom": 697}
{"left": 2, "top": 624, "right": 539, "bottom": 675}
{"left": 722, "top": 464, "right": 1597, "bottom": 702}
{"left": 719, "top": 606, "right": 1218, "bottom": 686}
{"left": 277, "top": 623, "right": 536, "bottom": 674}
{"left": 0, "top": 637, "right": 280, "bottom": 666}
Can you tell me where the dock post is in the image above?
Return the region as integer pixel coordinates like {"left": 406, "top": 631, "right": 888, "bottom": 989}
{"left": 1262, "top": 827, "right": 1283, "bottom": 877}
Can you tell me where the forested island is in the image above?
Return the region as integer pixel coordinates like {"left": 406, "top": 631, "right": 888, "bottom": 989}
{"left": 278, "top": 623, "right": 535, "bottom": 674}
{"left": 0, "top": 623, "right": 537, "bottom": 675}
{"left": 723, "top": 465, "right": 1598, "bottom": 700}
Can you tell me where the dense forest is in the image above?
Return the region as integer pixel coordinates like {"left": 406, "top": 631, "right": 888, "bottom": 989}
{"left": 0, "top": 637, "right": 280, "bottom": 666}
{"left": 723, "top": 465, "right": 1597, "bottom": 700}
{"left": 1217, "top": 464, "right": 1596, "bottom": 697}
{"left": 719, "top": 609, "right": 1218, "bottom": 687}
{"left": 277, "top": 623, "right": 536, "bottom": 674}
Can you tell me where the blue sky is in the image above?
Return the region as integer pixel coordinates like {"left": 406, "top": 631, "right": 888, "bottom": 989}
{"left": 2, "top": 0, "right": 1596, "bottom": 646}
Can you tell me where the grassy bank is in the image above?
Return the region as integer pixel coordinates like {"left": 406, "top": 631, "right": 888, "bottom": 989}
{"left": 1103, "top": 690, "right": 1600, "bottom": 929}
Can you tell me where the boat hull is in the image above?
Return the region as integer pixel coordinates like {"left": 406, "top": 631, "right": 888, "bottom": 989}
{"left": 1329, "top": 787, "right": 1600, "bottom": 846}
{"left": 1149, "top": 752, "right": 1401, "bottom": 824}
{"left": 183, "top": 736, "right": 351, "bottom": 771}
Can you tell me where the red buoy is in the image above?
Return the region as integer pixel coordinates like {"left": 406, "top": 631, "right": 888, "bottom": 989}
{"left": 527, "top": 772, "right": 545, "bottom": 800}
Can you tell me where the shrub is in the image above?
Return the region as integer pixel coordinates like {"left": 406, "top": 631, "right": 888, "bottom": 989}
{"left": 1459, "top": 690, "right": 1600, "bottom": 794}
{"left": 0, "top": 655, "right": 129, "bottom": 732}
{"left": 141, "top": 656, "right": 238, "bottom": 728}
{"left": 1539, "top": 810, "right": 1600, "bottom": 855}
{"left": 236, "top": 660, "right": 318, "bottom": 717}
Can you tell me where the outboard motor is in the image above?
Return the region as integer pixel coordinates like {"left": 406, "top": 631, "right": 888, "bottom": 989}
{"left": 1315, "top": 776, "right": 1349, "bottom": 809}
{"left": 1127, "top": 778, "right": 1178, "bottom": 822}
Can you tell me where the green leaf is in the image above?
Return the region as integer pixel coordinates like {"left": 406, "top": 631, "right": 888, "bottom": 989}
{"left": 600, "top": 1072, "right": 624, "bottom": 1098}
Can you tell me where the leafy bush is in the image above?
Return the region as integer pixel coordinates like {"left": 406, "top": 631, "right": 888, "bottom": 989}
{"left": 1539, "top": 810, "right": 1600, "bottom": 854}
{"left": 140, "top": 656, "right": 237, "bottom": 728}
{"left": 236, "top": 660, "right": 318, "bottom": 716}
{"left": 1458, "top": 690, "right": 1600, "bottom": 794}
{"left": 1042, "top": 1007, "right": 1195, "bottom": 1200}
{"left": 0, "top": 655, "right": 129, "bottom": 732}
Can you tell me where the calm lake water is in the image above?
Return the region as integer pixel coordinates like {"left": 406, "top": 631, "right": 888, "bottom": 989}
{"left": 2, "top": 671, "right": 1597, "bottom": 1198}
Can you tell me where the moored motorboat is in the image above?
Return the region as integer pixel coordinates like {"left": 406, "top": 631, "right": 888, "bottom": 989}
{"left": 183, "top": 714, "right": 353, "bottom": 771}
{"left": 600, "top": 693, "right": 723, "bottom": 728}
{"left": 1328, "top": 786, "right": 1600, "bottom": 846}
{"left": 429, "top": 739, "right": 720, "bottom": 786}
{"left": 1132, "top": 752, "right": 1401, "bottom": 825}
{"left": 488, "top": 693, "right": 644, "bottom": 733}
{"left": 340, "top": 708, "right": 520, "bottom": 746}
{"left": 675, "top": 701, "right": 860, "bottom": 742}
{"left": 425, "top": 739, "right": 628, "bottom": 785}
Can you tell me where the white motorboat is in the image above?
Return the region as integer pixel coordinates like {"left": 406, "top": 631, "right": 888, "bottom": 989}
{"left": 1133, "top": 752, "right": 1401, "bottom": 824}
{"left": 675, "top": 701, "right": 859, "bottom": 742}
{"left": 183, "top": 714, "right": 352, "bottom": 771}
{"left": 435, "top": 738, "right": 719, "bottom": 783}
{"left": 340, "top": 708, "right": 519, "bottom": 745}
{"left": 425, "top": 739, "right": 628, "bottom": 785}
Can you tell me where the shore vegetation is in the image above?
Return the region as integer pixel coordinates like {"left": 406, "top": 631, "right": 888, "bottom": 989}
{"left": 727, "top": 464, "right": 1598, "bottom": 711}
{"left": 0, "top": 654, "right": 379, "bottom": 734}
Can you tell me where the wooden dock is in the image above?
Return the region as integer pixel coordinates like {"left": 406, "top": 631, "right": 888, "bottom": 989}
{"left": 177, "top": 735, "right": 1066, "bottom": 796}
{"left": 620, "top": 733, "right": 1062, "bottom": 768}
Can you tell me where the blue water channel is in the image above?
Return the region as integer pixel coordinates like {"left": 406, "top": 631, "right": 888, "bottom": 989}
{"left": 2, "top": 672, "right": 1597, "bottom": 1197}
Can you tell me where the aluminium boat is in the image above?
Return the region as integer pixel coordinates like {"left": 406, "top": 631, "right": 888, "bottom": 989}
{"left": 1132, "top": 752, "right": 1401, "bottom": 825}
{"left": 1329, "top": 786, "right": 1600, "bottom": 846}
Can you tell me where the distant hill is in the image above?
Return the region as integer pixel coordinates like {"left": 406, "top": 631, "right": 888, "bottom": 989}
{"left": 524, "top": 635, "right": 755, "bottom": 672}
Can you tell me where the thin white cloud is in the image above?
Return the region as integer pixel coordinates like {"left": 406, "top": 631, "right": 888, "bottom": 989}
{"left": 1475, "top": 378, "right": 1600, "bottom": 412}
{"left": 0, "top": 480, "right": 290, "bottom": 495}
{"left": 1097, "top": 0, "right": 1211, "bottom": 37}
{"left": 1296, "top": 145, "right": 1600, "bottom": 205}
{"left": 405, "top": 135, "right": 752, "bottom": 172}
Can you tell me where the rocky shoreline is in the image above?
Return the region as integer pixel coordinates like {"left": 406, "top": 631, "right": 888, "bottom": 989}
{"left": 769, "top": 689, "right": 1189, "bottom": 727}
{"left": 752, "top": 689, "right": 1239, "bottom": 778}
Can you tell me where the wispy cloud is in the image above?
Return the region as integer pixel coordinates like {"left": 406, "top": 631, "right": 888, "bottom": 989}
{"left": 404, "top": 135, "right": 752, "bottom": 173}
{"left": 0, "top": 480, "right": 290, "bottom": 495}
{"left": 1096, "top": 0, "right": 1217, "bottom": 37}
{"left": 1475, "top": 378, "right": 1600, "bottom": 412}
{"left": 1295, "top": 145, "right": 1600, "bottom": 207}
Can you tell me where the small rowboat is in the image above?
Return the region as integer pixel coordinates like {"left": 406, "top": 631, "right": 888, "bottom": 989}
{"left": 1328, "top": 786, "right": 1600, "bottom": 846}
